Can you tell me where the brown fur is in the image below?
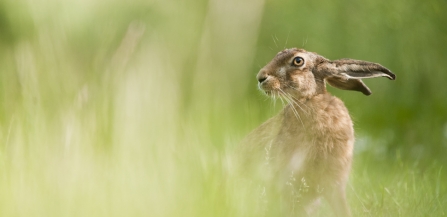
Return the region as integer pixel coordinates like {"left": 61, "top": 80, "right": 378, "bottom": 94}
{"left": 239, "top": 48, "right": 395, "bottom": 216}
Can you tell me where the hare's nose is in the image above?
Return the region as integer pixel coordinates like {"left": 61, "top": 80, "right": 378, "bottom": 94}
{"left": 258, "top": 75, "right": 268, "bottom": 83}
{"left": 257, "top": 70, "right": 269, "bottom": 83}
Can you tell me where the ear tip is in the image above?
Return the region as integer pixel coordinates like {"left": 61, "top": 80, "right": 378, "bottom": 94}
{"left": 363, "top": 91, "right": 372, "bottom": 96}
{"left": 385, "top": 70, "right": 396, "bottom": 80}
{"left": 388, "top": 73, "right": 396, "bottom": 80}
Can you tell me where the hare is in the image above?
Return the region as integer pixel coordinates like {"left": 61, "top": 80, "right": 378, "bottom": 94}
{"left": 239, "top": 48, "right": 395, "bottom": 216}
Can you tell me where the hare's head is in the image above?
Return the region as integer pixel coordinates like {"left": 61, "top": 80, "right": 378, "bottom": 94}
{"left": 257, "top": 48, "right": 395, "bottom": 99}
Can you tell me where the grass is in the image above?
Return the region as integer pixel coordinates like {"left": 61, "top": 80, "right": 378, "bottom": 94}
{"left": 0, "top": 0, "right": 446, "bottom": 216}
{"left": 349, "top": 156, "right": 446, "bottom": 216}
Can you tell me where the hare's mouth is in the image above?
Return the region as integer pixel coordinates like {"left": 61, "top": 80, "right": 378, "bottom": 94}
{"left": 258, "top": 84, "right": 276, "bottom": 95}
{"left": 258, "top": 79, "right": 280, "bottom": 95}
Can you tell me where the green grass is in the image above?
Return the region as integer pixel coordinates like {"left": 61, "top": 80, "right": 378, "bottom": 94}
{"left": 0, "top": 0, "right": 446, "bottom": 216}
{"left": 348, "top": 155, "right": 447, "bottom": 216}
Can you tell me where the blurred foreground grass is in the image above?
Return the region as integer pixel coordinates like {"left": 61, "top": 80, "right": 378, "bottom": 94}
{"left": 0, "top": 0, "right": 446, "bottom": 216}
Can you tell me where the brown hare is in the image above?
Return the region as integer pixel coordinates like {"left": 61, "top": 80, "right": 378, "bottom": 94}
{"left": 240, "top": 48, "right": 395, "bottom": 216}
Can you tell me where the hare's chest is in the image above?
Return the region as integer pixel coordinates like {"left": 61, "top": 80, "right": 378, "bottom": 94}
{"left": 269, "top": 134, "right": 314, "bottom": 173}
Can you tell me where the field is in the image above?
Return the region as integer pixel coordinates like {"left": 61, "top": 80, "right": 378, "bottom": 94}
{"left": 0, "top": 0, "right": 446, "bottom": 216}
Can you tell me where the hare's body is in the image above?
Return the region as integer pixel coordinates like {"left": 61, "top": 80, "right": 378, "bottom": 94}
{"left": 240, "top": 48, "right": 395, "bottom": 216}
{"left": 242, "top": 94, "right": 354, "bottom": 216}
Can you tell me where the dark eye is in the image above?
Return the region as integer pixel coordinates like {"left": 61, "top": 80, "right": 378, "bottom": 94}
{"left": 292, "top": 57, "right": 304, "bottom": 66}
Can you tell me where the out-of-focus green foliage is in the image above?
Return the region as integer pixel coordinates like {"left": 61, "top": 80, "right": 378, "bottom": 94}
{"left": 0, "top": 0, "right": 446, "bottom": 216}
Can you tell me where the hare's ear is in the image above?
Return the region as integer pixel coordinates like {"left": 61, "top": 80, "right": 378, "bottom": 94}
{"left": 325, "top": 77, "right": 373, "bottom": 95}
{"left": 319, "top": 58, "right": 396, "bottom": 95}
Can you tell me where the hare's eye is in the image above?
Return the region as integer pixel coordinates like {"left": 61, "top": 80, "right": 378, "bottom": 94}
{"left": 292, "top": 57, "right": 304, "bottom": 66}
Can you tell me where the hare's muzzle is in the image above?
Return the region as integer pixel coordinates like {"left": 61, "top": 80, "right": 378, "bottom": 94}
{"left": 257, "top": 69, "right": 280, "bottom": 95}
{"left": 257, "top": 70, "right": 268, "bottom": 84}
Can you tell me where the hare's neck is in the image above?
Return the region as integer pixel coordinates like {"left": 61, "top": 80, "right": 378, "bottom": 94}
{"left": 283, "top": 100, "right": 312, "bottom": 127}
{"left": 283, "top": 93, "right": 333, "bottom": 125}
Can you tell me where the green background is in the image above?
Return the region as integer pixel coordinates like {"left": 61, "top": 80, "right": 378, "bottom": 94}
{"left": 0, "top": 0, "right": 446, "bottom": 216}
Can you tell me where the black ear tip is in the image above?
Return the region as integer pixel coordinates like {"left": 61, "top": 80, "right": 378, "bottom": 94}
{"left": 362, "top": 90, "right": 372, "bottom": 96}
{"left": 385, "top": 70, "right": 396, "bottom": 80}
{"left": 390, "top": 73, "right": 396, "bottom": 80}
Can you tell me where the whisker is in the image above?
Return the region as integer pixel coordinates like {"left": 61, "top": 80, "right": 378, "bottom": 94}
{"left": 284, "top": 92, "right": 312, "bottom": 115}
{"left": 282, "top": 85, "right": 313, "bottom": 114}
{"left": 283, "top": 83, "right": 302, "bottom": 92}
{"left": 302, "top": 35, "right": 308, "bottom": 48}
{"left": 278, "top": 89, "right": 305, "bottom": 127}
{"left": 285, "top": 93, "right": 308, "bottom": 115}
{"left": 272, "top": 35, "right": 279, "bottom": 48}
{"left": 278, "top": 94, "right": 286, "bottom": 108}
{"left": 272, "top": 92, "right": 275, "bottom": 108}
{"left": 281, "top": 93, "right": 296, "bottom": 113}
{"left": 284, "top": 30, "right": 291, "bottom": 49}
{"left": 286, "top": 97, "right": 305, "bottom": 128}
{"left": 269, "top": 92, "right": 276, "bottom": 109}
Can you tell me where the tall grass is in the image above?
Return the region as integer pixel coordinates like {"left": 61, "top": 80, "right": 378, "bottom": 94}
{"left": 0, "top": 0, "right": 446, "bottom": 216}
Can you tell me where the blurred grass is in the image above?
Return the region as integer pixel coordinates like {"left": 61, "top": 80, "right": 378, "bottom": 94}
{"left": 0, "top": 0, "right": 446, "bottom": 216}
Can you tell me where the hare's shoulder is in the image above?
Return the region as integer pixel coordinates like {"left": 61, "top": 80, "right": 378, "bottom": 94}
{"left": 307, "top": 95, "right": 355, "bottom": 159}
{"left": 310, "top": 94, "right": 353, "bottom": 131}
